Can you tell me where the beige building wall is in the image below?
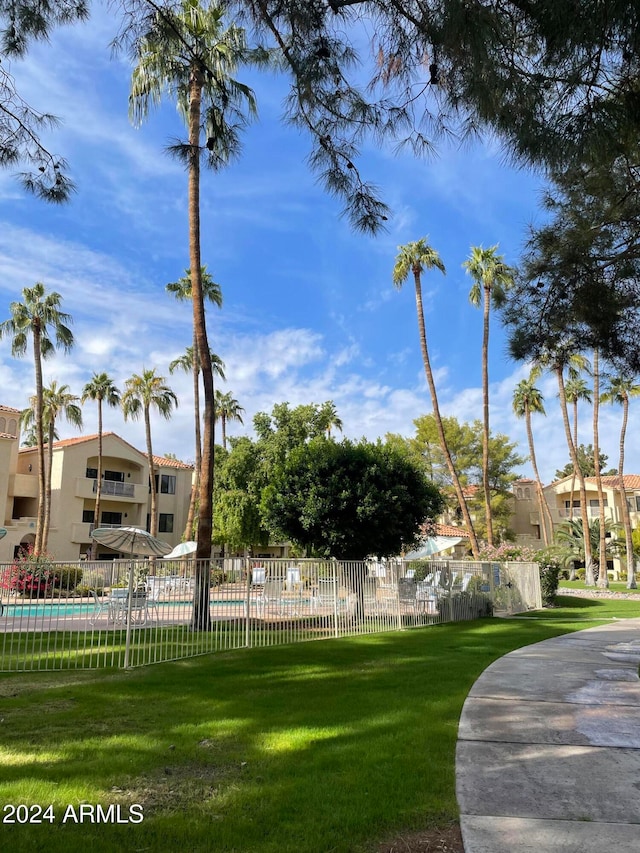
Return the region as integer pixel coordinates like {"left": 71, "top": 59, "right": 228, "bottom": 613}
{"left": 0, "top": 426, "right": 194, "bottom": 562}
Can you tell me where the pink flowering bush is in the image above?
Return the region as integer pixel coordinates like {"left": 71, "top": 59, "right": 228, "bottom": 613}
{"left": 0, "top": 546, "right": 56, "bottom": 598}
{"left": 477, "top": 542, "right": 540, "bottom": 563}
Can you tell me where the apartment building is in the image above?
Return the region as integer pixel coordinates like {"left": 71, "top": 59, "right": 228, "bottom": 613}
{"left": 0, "top": 415, "right": 194, "bottom": 562}
{"left": 512, "top": 474, "right": 640, "bottom": 574}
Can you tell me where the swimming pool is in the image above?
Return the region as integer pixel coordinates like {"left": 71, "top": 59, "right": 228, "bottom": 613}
{"left": 1, "top": 598, "right": 249, "bottom": 619}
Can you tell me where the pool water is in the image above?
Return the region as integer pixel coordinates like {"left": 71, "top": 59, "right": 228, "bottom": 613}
{"left": 1, "top": 599, "right": 248, "bottom": 619}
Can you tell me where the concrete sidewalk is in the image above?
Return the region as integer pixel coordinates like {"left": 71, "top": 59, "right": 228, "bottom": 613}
{"left": 456, "top": 619, "right": 640, "bottom": 852}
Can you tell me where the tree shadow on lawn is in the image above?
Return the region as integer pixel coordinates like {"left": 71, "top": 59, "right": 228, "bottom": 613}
{"left": 0, "top": 619, "right": 578, "bottom": 853}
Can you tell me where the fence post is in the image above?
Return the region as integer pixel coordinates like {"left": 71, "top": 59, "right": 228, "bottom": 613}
{"left": 244, "top": 557, "right": 251, "bottom": 648}
{"left": 123, "top": 560, "right": 136, "bottom": 669}
{"left": 394, "top": 562, "right": 403, "bottom": 631}
{"left": 332, "top": 559, "right": 339, "bottom": 639}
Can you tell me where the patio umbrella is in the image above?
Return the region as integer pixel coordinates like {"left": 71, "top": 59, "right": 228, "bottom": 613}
{"left": 404, "top": 536, "right": 463, "bottom": 560}
{"left": 91, "top": 526, "right": 172, "bottom": 557}
{"left": 162, "top": 541, "right": 197, "bottom": 560}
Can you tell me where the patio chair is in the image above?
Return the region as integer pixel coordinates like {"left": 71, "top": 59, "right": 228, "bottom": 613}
{"left": 398, "top": 578, "right": 418, "bottom": 610}
{"left": 285, "top": 566, "right": 301, "bottom": 591}
{"left": 89, "top": 589, "right": 107, "bottom": 626}
{"left": 251, "top": 567, "right": 266, "bottom": 586}
{"left": 256, "top": 580, "right": 284, "bottom": 617}
{"left": 107, "top": 588, "right": 148, "bottom": 625}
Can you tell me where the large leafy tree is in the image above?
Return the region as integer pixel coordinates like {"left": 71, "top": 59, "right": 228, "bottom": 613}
{"left": 512, "top": 376, "right": 553, "bottom": 547}
{"left": 0, "top": 283, "right": 73, "bottom": 554}
{"left": 21, "top": 381, "right": 83, "bottom": 552}
{"left": 128, "top": 0, "right": 258, "bottom": 630}
{"left": 463, "top": 244, "right": 514, "bottom": 546}
{"left": 121, "top": 368, "right": 177, "bottom": 537}
{"left": 393, "top": 238, "right": 479, "bottom": 557}
{"left": 81, "top": 373, "right": 121, "bottom": 558}
{"left": 261, "top": 436, "right": 444, "bottom": 561}
{"left": 601, "top": 374, "right": 640, "bottom": 589}
{"left": 0, "top": 1, "right": 85, "bottom": 199}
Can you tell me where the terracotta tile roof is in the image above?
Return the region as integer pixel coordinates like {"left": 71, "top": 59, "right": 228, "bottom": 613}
{"left": 586, "top": 474, "right": 640, "bottom": 490}
{"left": 153, "top": 455, "right": 193, "bottom": 470}
{"left": 0, "top": 404, "right": 22, "bottom": 414}
{"left": 435, "top": 522, "right": 470, "bottom": 539}
{"left": 18, "top": 431, "right": 147, "bottom": 460}
{"left": 0, "top": 432, "right": 17, "bottom": 440}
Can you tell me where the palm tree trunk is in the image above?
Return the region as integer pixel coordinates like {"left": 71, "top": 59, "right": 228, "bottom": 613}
{"left": 592, "top": 350, "right": 608, "bottom": 587}
{"left": 525, "top": 406, "right": 551, "bottom": 546}
{"left": 556, "top": 367, "right": 595, "bottom": 584}
{"left": 188, "top": 65, "right": 213, "bottom": 630}
{"left": 222, "top": 413, "right": 227, "bottom": 451}
{"left": 145, "top": 406, "right": 158, "bottom": 537}
{"left": 183, "top": 327, "right": 201, "bottom": 541}
{"left": 617, "top": 396, "right": 636, "bottom": 588}
{"left": 481, "top": 284, "right": 493, "bottom": 545}
{"left": 413, "top": 269, "right": 480, "bottom": 557}
{"left": 91, "top": 398, "right": 104, "bottom": 560}
{"left": 33, "top": 323, "right": 46, "bottom": 556}
{"left": 42, "top": 419, "right": 54, "bottom": 554}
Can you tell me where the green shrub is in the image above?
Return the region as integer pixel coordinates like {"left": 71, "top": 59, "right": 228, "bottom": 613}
{"left": 54, "top": 565, "right": 84, "bottom": 593}
{"left": 210, "top": 568, "right": 227, "bottom": 587}
{"left": 576, "top": 568, "right": 586, "bottom": 580}
{"left": 407, "top": 560, "right": 433, "bottom": 583}
{"left": 539, "top": 560, "right": 561, "bottom": 607}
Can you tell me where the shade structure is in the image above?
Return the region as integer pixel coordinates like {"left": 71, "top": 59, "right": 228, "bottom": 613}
{"left": 162, "top": 541, "right": 197, "bottom": 560}
{"left": 404, "top": 536, "right": 463, "bottom": 560}
{"left": 91, "top": 526, "right": 172, "bottom": 557}
{"left": 0, "top": 528, "right": 6, "bottom": 540}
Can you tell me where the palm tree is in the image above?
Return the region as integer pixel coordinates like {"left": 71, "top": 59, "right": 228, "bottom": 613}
{"left": 82, "top": 373, "right": 121, "bottom": 558}
{"left": 532, "top": 348, "right": 596, "bottom": 584}
{"left": 214, "top": 390, "right": 244, "bottom": 450}
{"left": 0, "top": 282, "right": 73, "bottom": 554}
{"left": 464, "top": 245, "right": 514, "bottom": 546}
{"left": 22, "top": 381, "right": 82, "bottom": 553}
{"left": 318, "top": 400, "right": 343, "bottom": 438}
{"left": 129, "top": 0, "right": 257, "bottom": 630}
{"left": 555, "top": 516, "right": 619, "bottom": 578}
{"left": 393, "top": 238, "right": 480, "bottom": 557}
{"left": 121, "top": 369, "right": 178, "bottom": 537}
{"left": 590, "top": 349, "right": 609, "bottom": 588}
{"left": 169, "top": 344, "right": 225, "bottom": 538}
{"left": 512, "top": 376, "right": 553, "bottom": 546}
{"left": 564, "top": 370, "right": 592, "bottom": 515}
{"left": 601, "top": 373, "right": 640, "bottom": 588}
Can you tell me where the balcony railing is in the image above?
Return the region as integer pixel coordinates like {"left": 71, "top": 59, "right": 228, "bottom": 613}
{"left": 94, "top": 480, "right": 135, "bottom": 498}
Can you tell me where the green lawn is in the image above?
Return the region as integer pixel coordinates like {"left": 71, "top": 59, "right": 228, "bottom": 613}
{"left": 1, "top": 597, "right": 638, "bottom": 853}
{"left": 560, "top": 579, "right": 640, "bottom": 594}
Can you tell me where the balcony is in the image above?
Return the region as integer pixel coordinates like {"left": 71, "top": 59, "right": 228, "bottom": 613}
{"left": 74, "top": 477, "right": 146, "bottom": 503}
{"left": 10, "top": 473, "right": 39, "bottom": 498}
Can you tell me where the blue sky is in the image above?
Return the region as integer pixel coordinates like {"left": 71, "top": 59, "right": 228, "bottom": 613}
{"left": 0, "top": 6, "right": 632, "bottom": 485}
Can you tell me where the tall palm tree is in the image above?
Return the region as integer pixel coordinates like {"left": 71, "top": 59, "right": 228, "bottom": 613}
{"left": 169, "top": 345, "right": 225, "bottom": 538}
{"left": 393, "top": 238, "right": 479, "bottom": 557}
{"left": 22, "top": 381, "right": 82, "bottom": 553}
{"left": 318, "top": 400, "right": 343, "bottom": 438}
{"left": 122, "top": 369, "right": 178, "bottom": 537}
{"left": 214, "top": 390, "right": 244, "bottom": 450}
{"left": 129, "top": 0, "right": 257, "bottom": 629}
{"left": 0, "top": 282, "right": 73, "bottom": 554}
{"left": 591, "top": 349, "right": 608, "bottom": 587}
{"left": 512, "top": 376, "right": 553, "bottom": 546}
{"left": 82, "top": 373, "right": 121, "bottom": 558}
{"left": 464, "top": 245, "right": 514, "bottom": 546}
{"left": 532, "top": 348, "right": 595, "bottom": 584}
{"left": 601, "top": 373, "right": 640, "bottom": 589}
{"left": 564, "top": 370, "right": 592, "bottom": 514}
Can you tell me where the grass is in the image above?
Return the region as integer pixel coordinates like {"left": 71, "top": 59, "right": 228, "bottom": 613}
{"left": 0, "top": 596, "right": 638, "bottom": 853}
{"left": 559, "top": 579, "right": 640, "bottom": 594}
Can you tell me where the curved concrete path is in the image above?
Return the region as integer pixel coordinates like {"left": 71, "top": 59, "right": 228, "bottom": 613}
{"left": 456, "top": 619, "right": 640, "bottom": 852}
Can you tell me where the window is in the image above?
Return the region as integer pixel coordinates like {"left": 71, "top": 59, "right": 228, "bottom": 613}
{"left": 82, "top": 510, "right": 95, "bottom": 523}
{"left": 104, "top": 470, "right": 124, "bottom": 482}
{"left": 86, "top": 467, "right": 98, "bottom": 479}
{"left": 159, "top": 513, "right": 174, "bottom": 533}
{"left": 100, "top": 511, "right": 122, "bottom": 526}
{"left": 589, "top": 498, "right": 608, "bottom": 508}
{"left": 635, "top": 496, "right": 640, "bottom": 512}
